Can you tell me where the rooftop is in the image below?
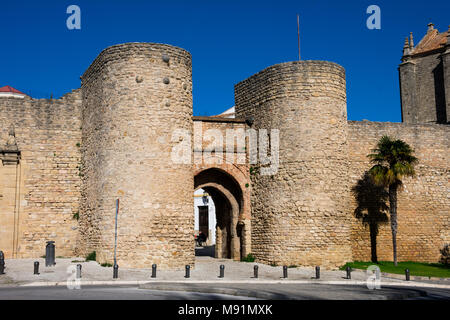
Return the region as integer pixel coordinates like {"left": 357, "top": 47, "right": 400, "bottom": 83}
{"left": 405, "top": 23, "right": 450, "bottom": 56}
{"left": 0, "top": 85, "right": 27, "bottom": 98}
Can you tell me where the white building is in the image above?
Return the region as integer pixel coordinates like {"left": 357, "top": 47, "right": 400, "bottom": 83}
{"left": 0, "top": 86, "right": 27, "bottom": 99}
{"left": 194, "top": 188, "right": 216, "bottom": 245}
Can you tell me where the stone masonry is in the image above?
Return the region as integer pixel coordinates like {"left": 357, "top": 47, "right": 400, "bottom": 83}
{"left": 235, "top": 61, "right": 352, "bottom": 268}
{"left": 78, "top": 43, "right": 194, "bottom": 269}
{"left": 0, "top": 25, "right": 449, "bottom": 269}
{"left": 399, "top": 24, "right": 450, "bottom": 124}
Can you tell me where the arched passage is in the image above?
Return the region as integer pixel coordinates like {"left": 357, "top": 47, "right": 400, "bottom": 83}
{"left": 194, "top": 168, "right": 245, "bottom": 260}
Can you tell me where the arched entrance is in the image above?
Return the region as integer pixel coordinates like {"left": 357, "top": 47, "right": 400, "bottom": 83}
{"left": 194, "top": 168, "right": 245, "bottom": 260}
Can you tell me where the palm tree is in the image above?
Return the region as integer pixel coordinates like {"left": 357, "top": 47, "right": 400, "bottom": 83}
{"left": 368, "top": 136, "right": 418, "bottom": 266}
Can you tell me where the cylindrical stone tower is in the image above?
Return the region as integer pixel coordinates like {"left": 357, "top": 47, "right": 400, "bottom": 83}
{"left": 78, "top": 43, "right": 193, "bottom": 269}
{"left": 235, "top": 61, "right": 351, "bottom": 268}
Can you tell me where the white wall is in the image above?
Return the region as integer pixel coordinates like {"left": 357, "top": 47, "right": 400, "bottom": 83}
{"left": 194, "top": 188, "right": 216, "bottom": 245}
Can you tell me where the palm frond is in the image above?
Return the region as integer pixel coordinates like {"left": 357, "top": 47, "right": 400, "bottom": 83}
{"left": 367, "top": 136, "right": 417, "bottom": 187}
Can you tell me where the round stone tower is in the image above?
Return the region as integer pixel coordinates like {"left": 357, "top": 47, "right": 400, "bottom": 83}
{"left": 78, "top": 43, "right": 193, "bottom": 269}
{"left": 235, "top": 61, "right": 351, "bottom": 268}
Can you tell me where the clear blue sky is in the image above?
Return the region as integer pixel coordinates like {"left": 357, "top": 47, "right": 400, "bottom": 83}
{"left": 1, "top": 0, "right": 448, "bottom": 121}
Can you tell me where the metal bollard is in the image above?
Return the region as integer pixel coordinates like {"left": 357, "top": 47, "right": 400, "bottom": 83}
{"left": 185, "top": 265, "right": 190, "bottom": 278}
{"left": 405, "top": 269, "right": 410, "bottom": 281}
{"left": 315, "top": 266, "right": 320, "bottom": 279}
{"left": 0, "top": 251, "right": 5, "bottom": 275}
{"left": 76, "top": 264, "right": 82, "bottom": 279}
{"left": 34, "top": 261, "right": 40, "bottom": 275}
{"left": 283, "top": 266, "right": 288, "bottom": 278}
{"left": 219, "top": 265, "right": 225, "bottom": 278}
{"left": 346, "top": 266, "right": 351, "bottom": 280}
{"left": 113, "top": 264, "right": 119, "bottom": 279}
{"left": 151, "top": 264, "right": 157, "bottom": 278}
{"left": 253, "top": 265, "right": 258, "bottom": 278}
{"left": 45, "top": 241, "right": 56, "bottom": 267}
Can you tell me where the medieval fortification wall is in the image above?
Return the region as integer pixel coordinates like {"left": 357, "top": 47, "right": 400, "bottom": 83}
{"left": 78, "top": 43, "right": 194, "bottom": 269}
{"left": 0, "top": 92, "right": 81, "bottom": 258}
{"left": 235, "top": 61, "right": 352, "bottom": 268}
{"left": 349, "top": 121, "right": 450, "bottom": 262}
{"left": 0, "top": 41, "right": 448, "bottom": 269}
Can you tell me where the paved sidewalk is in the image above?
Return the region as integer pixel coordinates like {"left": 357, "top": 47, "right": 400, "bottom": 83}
{"left": 0, "top": 256, "right": 449, "bottom": 289}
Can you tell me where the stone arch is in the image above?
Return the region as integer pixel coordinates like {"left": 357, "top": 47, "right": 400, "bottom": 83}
{"left": 194, "top": 168, "right": 248, "bottom": 260}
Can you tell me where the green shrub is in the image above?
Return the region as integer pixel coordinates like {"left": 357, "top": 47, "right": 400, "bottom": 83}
{"left": 241, "top": 253, "right": 255, "bottom": 262}
{"left": 440, "top": 244, "right": 450, "bottom": 266}
{"left": 101, "top": 262, "right": 113, "bottom": 267}
{"left": 85, "top": 251, "right": 96, "bottom": 261}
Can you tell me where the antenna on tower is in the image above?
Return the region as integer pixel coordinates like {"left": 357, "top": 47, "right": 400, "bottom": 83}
{"left": 297, "top": 14, "right": 301, "bottom": 61}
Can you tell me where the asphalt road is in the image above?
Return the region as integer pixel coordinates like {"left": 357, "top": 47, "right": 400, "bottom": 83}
{"left": 0, "top": 285, "right": 256, "bottom": 300}
{"left": 140, "top": 282, "right": 450, "bottom": 300}
{"left": 0, "top": 284, "right": 448, "bottom": 300}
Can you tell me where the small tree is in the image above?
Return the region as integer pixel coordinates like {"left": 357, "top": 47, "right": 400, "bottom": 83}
{"left": 368, "top": 136, "right": 418, "bottom": 266}
{"left": 440, "top": 244, "right": 450, "bottom": 266}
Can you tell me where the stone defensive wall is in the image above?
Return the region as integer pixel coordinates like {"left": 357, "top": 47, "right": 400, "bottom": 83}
{"left": 78, "top": 43, "right": 194, "bottom": 269}
{"left": 0, "top": 92, "right": 82, "bottom": 258}
{"left": 1, "top": 41, "right": 448, "bottom": 270}
{"left": 348, "top": 121, "right": 450, "bottom": 262}
{"left": 235, "top": 61, "right": 352, "bottom": 268}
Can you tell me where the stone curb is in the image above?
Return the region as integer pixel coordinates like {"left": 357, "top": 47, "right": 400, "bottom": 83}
{"left": 380, "top": 272, "right": 450, "bottom": 282}
{"left": 17, "top": 279, "right": 450, "bottom": 290}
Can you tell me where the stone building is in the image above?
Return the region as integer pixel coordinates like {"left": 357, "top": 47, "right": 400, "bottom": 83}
{"left": 399, "top": 24, "right": 450, "bottom": 124}
{"left": 0, "top": 24, "right": 449, "bottom": 270}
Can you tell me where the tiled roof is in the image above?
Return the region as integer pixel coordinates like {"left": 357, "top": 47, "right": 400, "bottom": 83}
{"left": 0, "top": 85, "right": 26, "bottom": 95}
{"left": 411, "top": 26, "right": 449, "bottom": 55}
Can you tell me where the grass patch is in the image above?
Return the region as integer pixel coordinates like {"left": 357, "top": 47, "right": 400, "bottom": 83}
{"left": 288, "top": 265, "right": 298, "bottom": 268}
{"left": 340, "top": 261, "right": 450, "bottom": 278}
{"left": 241, "top": 253, "right": 255, "bottom": 262}
{"left": 85, "top": 251, "right": 96, "bottom": 262}
{"left": 71, "top": 260, "right": 84, "bottom": 263}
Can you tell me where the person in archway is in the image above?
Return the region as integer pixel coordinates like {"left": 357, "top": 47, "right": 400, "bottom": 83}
{"left": 197, "top": 231, "right": 207, "bottom": 246}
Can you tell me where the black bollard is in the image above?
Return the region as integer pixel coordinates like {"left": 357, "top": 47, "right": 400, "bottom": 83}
{"left": 346, "top": 266, "right": 351, "bottom": 280}
{"left": 254, "top": 265, "right": 258, "bottom": 278}
{"left": 283, "top": 266, "right": 288, "bottom": 278}
{"left": 405, "top": 269, "right": 410, "bottom": 281}
{"left": 219, "top": 265, "right": 225, "bottom": 278}
{"left": 151, "top": 264, "right": 157, "bottom": 278}
{"left": 45, "top": 241, "right": 56, "bottom": 267}
{"left": 0, "top": 251, "right": 5, "bottom": 275}
{"left": 315, "top": 266, "right": 320, "bottom": 279}
{"left": 113, "top": 264, "right": 119, "bottom": 279}
{"left": 185, "top": 265, "right": 190, "bottom": 278}
{"left": 76, "top": 264, "right": 82, "bottom": 279}
{"left": 34, "top": 261, "right": 40, "bottom": 275}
